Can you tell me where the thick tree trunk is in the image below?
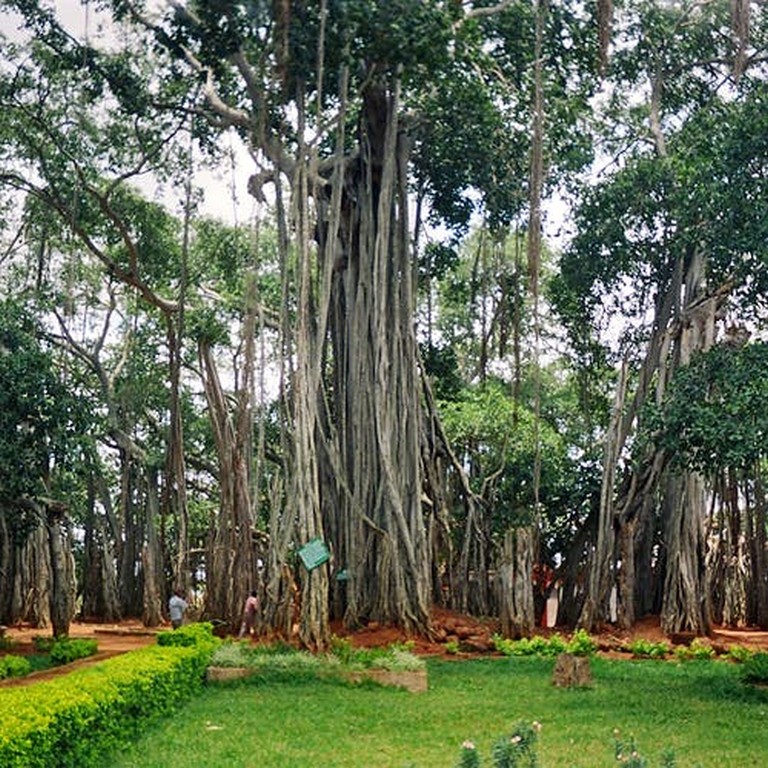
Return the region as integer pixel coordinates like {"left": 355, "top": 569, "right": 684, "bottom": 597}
{"left": 9, "top": 519, "right": 51, "bottom": 627}
{"left": 661, "top": 472, "right": 711, "bottom": 635}
{"left": 324, "top": 80, "right": 430, "bottom": 635}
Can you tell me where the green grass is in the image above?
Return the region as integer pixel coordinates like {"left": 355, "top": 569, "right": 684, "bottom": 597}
{"left": 106, "top": 657, "right": 768, "bottom": 767}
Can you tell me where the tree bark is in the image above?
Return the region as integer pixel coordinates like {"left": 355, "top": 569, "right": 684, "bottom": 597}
{"left": 499, "top": 526, "right": 536, "bottom": 638}
{"left": 46, "top": 504, "right": 72, "bottom": 638}
{"left": 198, "top": 334, "right": 255, "bottom": 630}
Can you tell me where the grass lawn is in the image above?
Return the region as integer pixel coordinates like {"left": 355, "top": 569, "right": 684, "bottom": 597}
{"left": 107, "top": 656, "right": 768, "bottom": 767}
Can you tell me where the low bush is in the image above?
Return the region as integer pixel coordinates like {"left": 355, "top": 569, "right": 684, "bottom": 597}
{"left": 726, "top": 644, "right": 754, "bottom": 664}
{"left": 492, "top": 629, "right": 595, "bottom": 658}
{"left": 626, "top": 639, "right": 670, "bottom": 659}
{"left": 741, "top": 651, "right": 768, "bottom": 685}
{"left": 32, "top": 635, "right": 55, "bottom": 653}
{"left": 673, "top": 638, "right": 715, "bottom": 661}
{"left": 209, "top": 637, "right": 425, "bottom": 680}
{"left": 0, "top": 622, "right": 218, "bottom": 768}
{"left": 0, "top": 654, "right": 32, "bottom": 680}
{"left": 49, "top": 637, "right": 99, "bottom": 665}
{"left": 156, "top": 621, "right": 218, "bottom": 648}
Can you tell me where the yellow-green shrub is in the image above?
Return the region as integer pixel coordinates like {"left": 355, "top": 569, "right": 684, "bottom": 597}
{"left": 0, "top": 624, "right": 218, "bottom": 767}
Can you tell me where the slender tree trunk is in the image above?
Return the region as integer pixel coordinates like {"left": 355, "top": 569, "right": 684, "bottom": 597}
{"left": 142, "top": 467, "right": 164, "bottom": 627}
{"left": 753, "top": 468, "right": 768, "bottom": 628}
{"left": 81, "top": 474, "right": 121, "bottom": 621}
{"left": 579, "top": 361, "right": 627, "bottom": 629}
{"left": 617, "top": 518, "right": 636, "bottom": 629}
{"left": 47, "top": 504, "right": 71, "bottom": 638}
{"left": 0, "top": 509, "right": 11, "bottom": 623}
{"left": 499, "top": 526, "right": 535, "bottom": 638}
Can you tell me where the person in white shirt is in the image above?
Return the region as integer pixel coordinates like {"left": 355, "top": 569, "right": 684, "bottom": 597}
{"left": 169, "top": 588, "right": 189, "bottom": 629}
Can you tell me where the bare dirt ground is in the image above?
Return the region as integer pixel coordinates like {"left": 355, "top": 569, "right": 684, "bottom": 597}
{"left": 3, "top": 609, "right": 768, "bottom": 687}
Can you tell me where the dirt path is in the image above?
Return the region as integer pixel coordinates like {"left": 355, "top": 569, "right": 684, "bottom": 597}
{"left": 1, "top": 621, "right": 160, "bottom": 687}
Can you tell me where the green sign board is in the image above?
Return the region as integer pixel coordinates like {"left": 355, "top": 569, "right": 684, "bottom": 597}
{"left": 298, "top": 538, "right": 330, "bottom": 571}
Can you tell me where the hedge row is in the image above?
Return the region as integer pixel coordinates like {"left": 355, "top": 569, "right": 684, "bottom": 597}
{"left": 0, "top": 623, "right": 218, "bottom": 768}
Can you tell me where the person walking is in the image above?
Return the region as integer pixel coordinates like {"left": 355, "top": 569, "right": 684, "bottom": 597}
{"left": 238, "top": 590, "right": 259, "bottom": 639}
{"left": 169, "top": 588, "right": 189, "bottom": 629}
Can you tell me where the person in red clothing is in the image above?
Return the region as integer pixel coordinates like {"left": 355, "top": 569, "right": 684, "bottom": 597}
{"left": 238, "top": 590, "right": 259, "bottom": 639}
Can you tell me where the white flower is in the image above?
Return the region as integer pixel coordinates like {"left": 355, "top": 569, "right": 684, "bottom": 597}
{"left": 462, "top": 740, "right": 476, "bottom": 751}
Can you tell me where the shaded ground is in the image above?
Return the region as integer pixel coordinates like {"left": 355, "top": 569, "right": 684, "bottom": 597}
{"left": 3, "top": 610, "right": 768, "bottom": 687}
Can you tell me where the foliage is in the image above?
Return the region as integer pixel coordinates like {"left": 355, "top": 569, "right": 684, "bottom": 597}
{"left": 490, "top": 720, "right": 541, "bottom": 768}
{"left": 48, "top": 637, "right": 99, "bottom": 665}
{"left": 0, "top": 635, "right": 15, "bottom": 652}
{"left": 741, "top": 652, "right": 768, "bottom": 685}
{"left": 673, "top": 639, "right": 715, "bottom": 662}
{"left": 625, "top": 639, "right": 670, "bottom": 660}
{"left": 457, "top": 724, "right": 675, "bottom": 768}
{"left": 643, "top": 343, "right": 768, "bottom": 475}
{"left": 209, "top": 640, "right": 253, "bottom": 668}
{"left": 210, "top": 636, "right": 424, "bottom": 677}
{"left": 491, "top": 630, "right": 594, "bottom": 658}
{"left": 0, "top": 300, "right": 93, "bottom": 506}
{"left": 457, "top": 739, "right": 482, "bottom": 768}
{"left": 726, "top": 645, "right": 754, "bottom": 664}
{"left": 31, "top": 635, "right": 55, "bottom": 653}
{"left": 0, "top": 654, "right": 32, "bottom": 680}
{"left": 0, "top": 640, "right": 215, "bottom": 768}
{"left": 439, "top": 380, "right": 572, "bottom": 532}
{"left": 156, "top": 622, "right": 219, "bottom": 650}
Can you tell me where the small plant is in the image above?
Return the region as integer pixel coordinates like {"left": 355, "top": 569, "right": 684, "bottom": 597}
{"left": 157, "top": 621, "right": 218, "bottom": 648}
{"left": 492, "top": 632, "right": 576, "bottom": 658}
{"left": 445, "top": 639, "right": 460, "bottom": 654}
{"left": 613, "top": 730, "right": 676, "bottom": 767}
{"left": 456, "top": 727, "right": 678, "bottom": 768}
{"left": 491, "top": 720, "right": 541, "bottom": 768}
{"left": 613, "top": 731, "right": 648, "bottom": 767}
{"left": 726, "top": 644, "right": 754, "bottom": 664}
{"left": 674, "top": 638, "right": 714, "bottom": 661}
{"left": 457, "top": 721, "right": 541, "bottom": 767}
{"left": 457, "top": 740, "right": 481, "bottom": 768}
{"left": 329, "top": 634, "right": 354, "bottom": 663}
{"left": 741, "top": 651, "right": 768, "bottom": 685}
{"left": 627, "top": 639, "right": 670, "bottom": 659}
{"left": 32, "top": 635, "right": 55, "bottom": 653}
{"left": 0, "top": 654, "right": 32, "bottom": 679}
{"left": 566, "top": 628, "right": 598, "bottom": 656}
{"left": 210, "top": 641, "right": 252, "bottom": 668}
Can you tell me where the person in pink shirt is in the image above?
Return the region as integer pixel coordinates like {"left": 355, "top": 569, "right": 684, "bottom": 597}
{"left": 238, "top": 590, "right": 259, "bottom": 639}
